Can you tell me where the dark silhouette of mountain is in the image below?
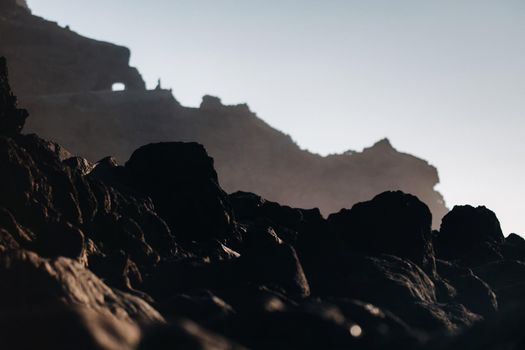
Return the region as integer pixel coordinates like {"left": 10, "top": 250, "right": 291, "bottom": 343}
{"left": 0, "top": 0, "right": 448, "bottom": 226}
{"left": 1, "top": 56, "right": 525, "bottom": 349}
{"left": 0, "top": 0, "right": 145, "bottom": 95}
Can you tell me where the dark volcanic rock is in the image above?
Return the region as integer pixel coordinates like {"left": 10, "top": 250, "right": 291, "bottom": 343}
{"left": 473, "top": 260, "right": 525, "bottom": 308}
{"left": 0, "top": 304, "right": 140, "bottom": 350}
{"left": 0, "top": 50, "right": 523, "bottom": 349}
{"left": 435, "top": 304, "right": 525, "bottom": 350}
{"left": 22, "top": 87, "right": 449, "bottom": 228}
{"left": 0, "top": 132, "right": 179, "bottom": 290}
{"left": 125, "top": 142, "right": 236, "bottom": 244}
{"left": 501, "top": 233, "right": 525, "bottom": 262}
{"left": 0, "top": 248, "right": 163, "bottom": 350}
{"left": 0, "top": 5, "right": 448, "bottom": 227}
{"left": 63, "top": 156, "right": 94, "bottom": 175}
{"left": 156, "top": 291, "right": 236, "bottom": 328}
{"left": 230, "top": 191, "right": 325, "bottom": 245}
{"left": 0, "top": 249, "right": 164, "bottom": 325}
{"left": 327, "top": 191, "right": 436, "bottom": 274}
{"left": 435, "top": 205, "right": 505, "bottom": 266}
{"left": 239, "top": 234, "right": 311, "bottom": 298}
{"left": 312, "top": 253, "right": 480, "bottom": 332}
{"left": 0, "top": 57, "right": 27, "bottom": 135}
{"left": 145, "top": 237, "right": 309, "bottom": 300}
{"left": 435, "top": 259, "right": 498, "bottom": 317}
{"left": 139, "top": 319, "right": 247, "bottom": 350}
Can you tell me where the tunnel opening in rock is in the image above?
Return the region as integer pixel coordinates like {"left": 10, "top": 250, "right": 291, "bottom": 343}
{"left": 111, "top": 82, "right": 126, "bottom": 91}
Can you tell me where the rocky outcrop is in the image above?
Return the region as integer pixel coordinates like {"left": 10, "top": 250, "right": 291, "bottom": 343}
{"left": 125, "top": 142, "right": 236, "bottom": 245}
{"left": 0, "top": 4, "right": 448, "bottom": 227}
{"left": 327, "top": 191, "right": 435, "bottom": 274}
{"left": 0, "top": 57, "right": 27, "bottom": 135}
{"left": 0, "top": 249, "right": 162, "bottom": 350}
{"left": 0, "top": 1, "right": 145, "bottom": 96}
{"left": 0, "top": 121, "right": 523, "bottom": 349}
{"left": 434, "top": 205, "right": 505, "bottom": 266}
{"left": 2, "top": 9, "right": 525, "bottom": 350}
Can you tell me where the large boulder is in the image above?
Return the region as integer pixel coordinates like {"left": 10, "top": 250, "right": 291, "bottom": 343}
{"left": 0, "top": 133, "right": 179, "bottom": 291}
{"left": 145, "top": 234, "right": 310, "bottom": 299}
{"left": 501, "top": 233, "right": 525, "bottom": 262}
{"left": 473, "top": 260, "right": 525, "bottom": 308}
{"left": 0, "top": 249, "right": 164, "bottom": 325}
{"left": 434, "top": 259, "right": 498, "bottom": 317}
{"left": 0, "top": 304, "right": 140, "bottom": 350}
{"left": 0, "top": 248, "right": 164, "bottom": 350}
{"left": 125, "top": 142, "right": 236, "bottom": 245}
{"left": 327, "top": 191, "right": 436, "bottom": 274}
{"left": 434, "top": 205, "right": 505, "bottom": 266}
{"left": 311, "top": 253, "right": 480, "bottom": 332}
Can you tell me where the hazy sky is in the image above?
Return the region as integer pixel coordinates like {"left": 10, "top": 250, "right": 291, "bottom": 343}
{"left": 27, "top": 0, "right": 525, "bottom": 235}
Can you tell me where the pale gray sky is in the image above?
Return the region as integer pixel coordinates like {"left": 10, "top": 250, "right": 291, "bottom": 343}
{"left": 27, "top": 0, "right": 525, "bottom": 235}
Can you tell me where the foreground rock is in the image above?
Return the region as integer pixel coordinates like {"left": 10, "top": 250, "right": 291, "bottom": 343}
{"left": 1, "top": 54, "right": 525, "bottom": 349}
{"left": 0, "top": 249, "right": 163, "bottom": 350}
{"left": 125, "top": 142, "right": 236, "bottom": 245}
{"left": 327, "top": 191, "right": 436, "bottom": 274}
{"left": 435, "top": 205, "right": 505, "bottom": 266}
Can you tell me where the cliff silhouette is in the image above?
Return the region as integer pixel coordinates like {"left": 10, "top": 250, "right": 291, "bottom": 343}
{"left": 0, "top": 0, "right": 448, "bottom": 226}
{"left": 1, "top": 52, "right": 525, "bottom": 349}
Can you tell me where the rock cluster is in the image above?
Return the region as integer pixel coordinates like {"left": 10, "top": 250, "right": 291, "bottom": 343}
{"left": 0, "top": 3, "right": 447, "bottom": 227}
{"left": 1, "top": 58, "right": 525, "bottom": 349}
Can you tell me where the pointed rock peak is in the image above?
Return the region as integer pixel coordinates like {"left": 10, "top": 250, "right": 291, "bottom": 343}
{"left": 1, "top": 0, "right": 30, "bottom": 12}
{"left": 373, "top": 138, "right": 393, "bottom": 148}
{"left": 200, "top": 95, "right": 223, "bottom": 111}
{"left": 16, "top": 0, "right": 30, "bottom": 10}
{"left": 363, "top": 138, "right": 395, "bottom": 153}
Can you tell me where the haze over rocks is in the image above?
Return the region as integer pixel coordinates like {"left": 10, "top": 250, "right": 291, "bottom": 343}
{"left": 2, "top": 1, "right": 525, "bottom": 349}
{"left": 0, "top": 0, "right": 447, "bottom": 227}
{"left": 1, "top": 46, "right": 525, "bottom": 348}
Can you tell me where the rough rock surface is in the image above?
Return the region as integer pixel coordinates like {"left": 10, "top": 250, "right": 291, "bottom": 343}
{"left": 0, "top": 3, "right": 448, "bottom": 227}
{"left": 2, "top": 9, "right": 525, "bottom": 350}
{"left": 434, "top": 205, "right": 505, "bottom": 266}
{"left": 327, "top": 191, "right": 436, "bottom": 274}
{"left": 0, "top": 1, "right": 145, "bottom": 95}
{"left": 125, "top": 142, "right": 236, "bottom": 244}
{"left": 0, "top": 249, "right": 161, "bottom": 350}
{"left": 0, "top": 56, "right": 27, "bottom": 135}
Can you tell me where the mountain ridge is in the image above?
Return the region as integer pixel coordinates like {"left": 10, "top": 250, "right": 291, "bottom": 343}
{"left": 0, "top": 1, "right": 447, "bottom": 226}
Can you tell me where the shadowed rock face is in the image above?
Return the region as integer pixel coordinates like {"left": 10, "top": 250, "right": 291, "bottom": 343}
{"left": 3, "top": 8, "right": 525, "bottom": 350}
{"left": 0, "top": 60, "right": 522, "bottom": 348}
{"left": 327, "top": 191, "right": 436, "bottom": 274}
{"left": 0, "top": 4, "right": 448, "bottom": 227}
{"left": 125, "top": 142, "right": 236, "bottom": 245}
{"left": 20, "top": 91, "right": 448, "bottom": 228}
{"left": 0, "top": 1, "right": 145, "bottom": 95}
{"left": 0, "top": 114, "right": 524, "bottom": 348}
{"left": 0, "top": 57, "right": 27, "bottom": 135}
{"left": 435, "top": 205, "right": 505, "bottom": 267}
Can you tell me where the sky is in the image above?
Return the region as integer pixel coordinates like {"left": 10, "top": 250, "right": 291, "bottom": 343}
{"left": 27, "top": 0, "right": 525, "bottom": 235}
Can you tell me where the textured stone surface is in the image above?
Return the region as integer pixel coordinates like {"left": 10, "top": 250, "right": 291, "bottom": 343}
{"left": 1, "top": 11, "right": 525, "bottom": 348}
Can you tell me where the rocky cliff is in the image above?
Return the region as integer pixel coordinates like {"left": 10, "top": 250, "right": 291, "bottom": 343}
{"left": 1, "top": 57, "right": 525, "bottom": 349}
{"left": 0, "top": 0, "right": 145, "bottom": 95}
{"left": 0, "top": 1, "right": 448, "bottom": 226}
